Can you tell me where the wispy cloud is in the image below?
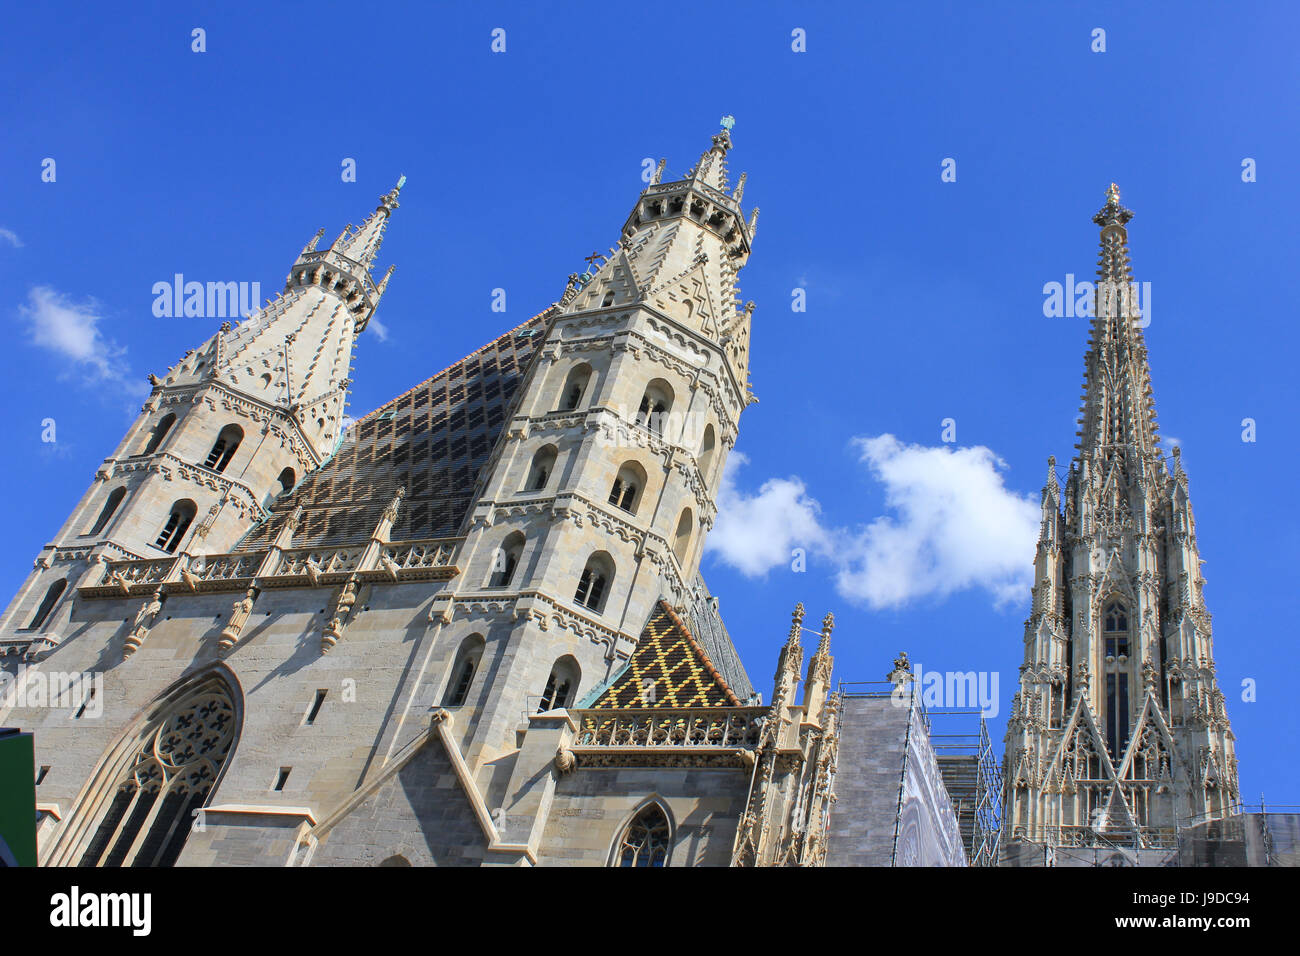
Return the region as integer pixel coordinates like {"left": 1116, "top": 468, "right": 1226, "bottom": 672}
{"left": 707, "top": 435, "right": 1040, "bottom": 611}
{"left": 17, "top": 286, "right": 147, "bottom": 399}
{"left": 0, "top": 227, "right": 22, "bottom": 248}
{"left": 368, "top": 316, "right": 390, "bottom": 342}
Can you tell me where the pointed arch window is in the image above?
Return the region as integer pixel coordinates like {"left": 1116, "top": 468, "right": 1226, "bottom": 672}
{"left": 672, "top": 508, "right": 694, "bottom": 567}
{"left": 608, "top": 462, "right": 647, "bottom": 514}
{"left": 524, "top": 445, "right": 558, "bottom": 493}
{"left": 75, "top": 677, "right": 237, "bottom": 867}
{"left": 558, "top": 364, "right": 592, "bottom": 412}
{"left": 1102, "top": 599, "right": 1131, "bottom": 758}
{"left": 573, "top": 553, "right": 614, "bottom": 613}
{"left": 699, "top": 425, "right": 717, "bottom": 482}
{"left": 635, "top": 380, "right": 674, "bottom": 438}
{"left": 26, "top": 579, "right": 68, "bottom": 631}
{"left": 616, "top": 803, "right": 670, "bottom": 867}
{"left": 445, "top": 634, "right": 485, "bottom": 707}
{"left": 203, "top": 424, "right": 243, "bottom": 473}
{"left": 487, "top": 532, "right": 524, "bottom": 589}
{"left": 140, "top": 413, "right": 176, "bottom": 456}
{"left": 88, "top": 487, "right": 127, "bottom": 535}
{"left": 538, "top": 656, "right": 580, "bottom": 712}
{"left": 154, "top": 500, "right": 197, "bottom": 553}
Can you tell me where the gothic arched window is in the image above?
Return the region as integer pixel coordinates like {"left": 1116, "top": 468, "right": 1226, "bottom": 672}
{"left": 75, "top": 676, "right": 237, "bottom": 867}
{"left": 445, "top": 634, "right": 485, "bottom": 707}
{"left": 574, "top": 553, "right": 614, "bottom": 613}
{"left": 635, "top": 380, "right": 674, "bottom": 437}
{"left": 154, "top": 500, "right": 197, "bottom": 553}
{"left": 486, "top": 532, "right": 524, "bottom": 589}
{"left": 538, "top": 656, "right": 580, "bottom": 712}
{"left": 699, "top": 425, "right": 717, "bottom": 482}
{"left": 524, "top": 445, "right": 558, "bottom": 493}
{"left": 672, "top": 508, "right": 694, "bottom": 566}
{"left": 615, "top": 803, "right": 671, "bottom": 867}
{"left": 1102, "top": 600, "right": 1131, "bottom": 759}
{"left": 558, "top": 364, "right": 592, "bottom": 412}
{"left": 140, "top": 413, "right": 176, "bottom": 456}
{"left": 608, "top": 462, "right": 647, "bottom": 514}
{"left": 203, "top": 424, "right": 243, "bottom": 473}
{"left": 88, "top": 487, "right": 127, "bottom": 535}
{"left": 26, "top": 579, "right": 67, "bottom": 630}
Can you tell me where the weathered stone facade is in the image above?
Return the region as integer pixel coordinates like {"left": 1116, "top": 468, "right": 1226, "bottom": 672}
{"left": 2, "top": 127, "right": 918, "bottom": 868}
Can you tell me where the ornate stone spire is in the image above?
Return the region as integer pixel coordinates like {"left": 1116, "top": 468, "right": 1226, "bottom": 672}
{"left": 1000, "top": 188, "right": 1240, "bottom": 863}
{"left": 334, "top": 175, "right": 405, "bottom": 268}
{"left": 1077, "top": 183, "right": 1159, "bottom": 467}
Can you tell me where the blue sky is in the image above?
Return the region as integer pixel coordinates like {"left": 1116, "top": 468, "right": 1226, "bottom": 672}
{"left": 2, "top": 2, "right": 1296, "bottom": 805}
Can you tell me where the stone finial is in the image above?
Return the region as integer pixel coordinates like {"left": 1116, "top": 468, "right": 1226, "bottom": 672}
{"left": 887, "top": 651, "right": 913, "bottom": 687}
{"left": 788, "top": 602, "right": 805, "bottom": 643}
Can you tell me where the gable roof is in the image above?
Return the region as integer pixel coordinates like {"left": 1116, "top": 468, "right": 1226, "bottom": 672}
{"left": 239, "top": 308, "right": 555, "bottom": 550}
{"left": 582, "top": 600, "right": 747, "bottom": 709}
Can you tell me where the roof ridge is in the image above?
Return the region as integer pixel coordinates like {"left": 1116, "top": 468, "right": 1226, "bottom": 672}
{"left": 352, "top": 305, "right": 558, "bottom": 427}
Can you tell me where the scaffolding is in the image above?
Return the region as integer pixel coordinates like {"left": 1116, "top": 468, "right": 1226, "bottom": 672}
{"left": 926, "top": 705, "right": 1002, "bottom": 866}
{"left": 836, "top": 681, "right": 1002, "bottom": 866}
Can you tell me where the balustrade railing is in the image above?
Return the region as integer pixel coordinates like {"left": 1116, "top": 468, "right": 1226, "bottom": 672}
{"left": 574, "top": 707, "right": 766, "bottom": 750}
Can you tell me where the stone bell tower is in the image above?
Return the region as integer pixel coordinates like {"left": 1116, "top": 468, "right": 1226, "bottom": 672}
{"left": 0, "top": 181, "right": 402, "bottom": 664}
{"left": 1001, "top": 185, "right": 1240, "bottom": 864}
{"left": 442, "top": 122, "right": 762, "bottom": 775}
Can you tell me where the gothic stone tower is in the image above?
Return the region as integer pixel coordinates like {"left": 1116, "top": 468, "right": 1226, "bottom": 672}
{"left": 439, "top": 125, "right": 759, "bottom": 783}
{"left": 1000, "top": 185, "right": 1240, "bottom": 865}
{"left": 2, "top": 128, "right": 766, "bottom": 867}
{"left": 0, "top": 183, "right": 400, "bottom": 664}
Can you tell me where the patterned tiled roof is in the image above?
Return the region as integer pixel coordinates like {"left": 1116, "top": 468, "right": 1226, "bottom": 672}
{"left": 239, "top": 308, "right": 555, "bottom": 550}
{"left": 583, "top": 600, "right": 744, "bottom": 709}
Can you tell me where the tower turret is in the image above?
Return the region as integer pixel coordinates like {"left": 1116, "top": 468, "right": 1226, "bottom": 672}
{"left": 0, "top": 182, "right": 402, "bottom": 660}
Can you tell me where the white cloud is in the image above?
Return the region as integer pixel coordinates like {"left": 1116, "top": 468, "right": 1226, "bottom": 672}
{"left": 0, "top": 228, "right": 22, "bottom": 248}
{"left": 17, "top": 286, "right": 145, "bottom": 398}
{"left": 834, "top": 436, "right": 1039, "bottom": 610}
{"left": 706, "top": 453, "right": 833, "bottom": 577}
{"left": 368, "top": 316, "right": 390, "bottom": 342}
{"left": 706, "top": 435, "right": 1040, "bottom": 611}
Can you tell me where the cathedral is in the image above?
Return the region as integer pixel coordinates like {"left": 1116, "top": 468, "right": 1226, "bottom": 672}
{"left": 0, "top": 128, "right": 1260, "bottom": 867}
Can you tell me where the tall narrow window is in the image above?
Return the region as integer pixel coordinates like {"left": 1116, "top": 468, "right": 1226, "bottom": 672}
{"left": 26, "top": 579, "right": 67, "bottom": 630}
{"left": 616, "top": 804, "right": 670, "bottom": 867}
{"left": 140, "top": 413, "right": 176, "bottom": 456}
{"left": 699, "top": 425, "right": 716, "bottom": 481}
{"left": 275, "top": 467, "right": 296, "bottom": 497}
{"left": 524, "top": 446, "right": 557, "bottom": 493}
{"left": 635, "top": 380, "right": 674, "bottom": 437}
{"left": 538, "top": 656, "right": 580, "bottom": 712}
{"left": 88, "top": 487, "right": 127, "bottom": 535}
{"left": 558, "top": 364, "right": 592, "bottom": 412}
{"left": 444, "top": 635, "right": 485, "bottom": 707}
{"left": 672, "top": 508, "right": 694, "bottom": 566}
{"left": 155, "top": 500, "right": 197, "bottom": 553}
{"left": 487, "top": 533, "right": 524, "bottom": 589}
{"left": 573, "top": 553, "right": 613, "bottom": 613}
{"left": 203, "top": 424, "right": 244, "bottom": 473}
{"left": 1103, "top": 599, "right": 1131, "bottom": 757}
{"left": 305, "top": 690, "right": 327, "bottom": 726}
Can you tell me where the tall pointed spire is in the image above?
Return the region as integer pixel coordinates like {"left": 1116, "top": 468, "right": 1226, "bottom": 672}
{"left": 1000, "top": 187, "right": 1240, "bottom": 864}
{"left": 1077, "top": 183, "right": 1159, "bottom": 466}
{"left": 335, "top": 175, "right": 405, "bottom": 267}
